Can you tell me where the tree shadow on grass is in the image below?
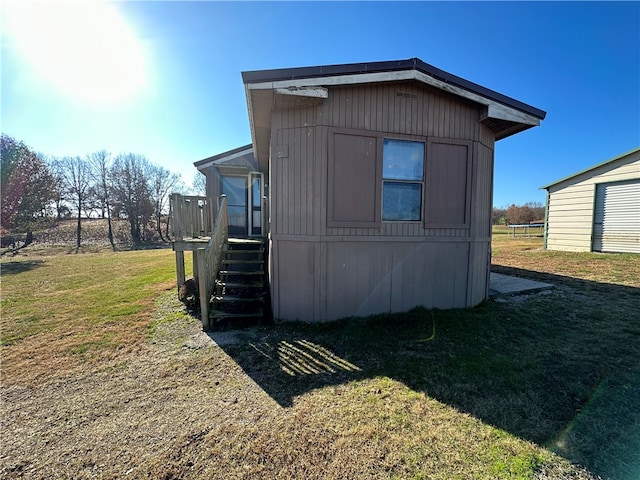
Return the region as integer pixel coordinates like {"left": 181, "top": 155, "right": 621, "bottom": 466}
{"left": 213, "top": 268, "right": 640, "bottom": 480}
{"left": 0, "top": 260, "right": 46, "bottom": 275}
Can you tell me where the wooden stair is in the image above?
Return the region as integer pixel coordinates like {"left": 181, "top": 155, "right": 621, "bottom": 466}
{"left": 210, "top": 238, "right": 267, "bottom": 329}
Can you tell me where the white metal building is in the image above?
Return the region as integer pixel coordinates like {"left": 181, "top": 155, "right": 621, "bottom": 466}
{"left": 541, "top": 147, "right": 640, "bottom": 253}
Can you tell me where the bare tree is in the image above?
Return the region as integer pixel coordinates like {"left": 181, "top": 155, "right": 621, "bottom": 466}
{"left": 57, "top": 155, "right": 92, "bottom": 249}
{"left": 109, "top": 154, "right": 153, "bottom": 245}
{"left": 148, "top": 164, "right": 183, "bottom": 242}
{"left": 506, "top": 204, "right": 535, "bottom": 225}
{"left": 192, "top": 172, "right": 206, "bottom": 195}
{"left": 48, "top": 157, "right": 70, "bottom": 220}
{"left": 524, "top": 201, "right": 545, "bottom": 222}
{"left": 90, "top": 150, "right": 116, "bottom": 251}
{"left": 492, "top": 207, "right": 507, "bottom": 225}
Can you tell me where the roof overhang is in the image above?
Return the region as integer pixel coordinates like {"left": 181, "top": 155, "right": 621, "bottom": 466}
{"left": 243, "top": 58, "right": 546, "bottom": 168}
{"left": 540, "top": 147, "right": 640, "bottom": 191}
{"left": 194, "top": 144, "right": 254, "bottom": 171}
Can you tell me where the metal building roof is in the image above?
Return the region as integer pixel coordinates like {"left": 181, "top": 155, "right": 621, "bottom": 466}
{"left": 541, "top": 147, "right": 640, "bottom": 190}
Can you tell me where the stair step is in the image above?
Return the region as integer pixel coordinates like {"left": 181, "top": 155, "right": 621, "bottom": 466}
{"left": 219, "top": 270, "right": 264, "bottom": 276}
{"left": 216, "top": 281, "right": 264, "bottom": 288}
{"left": 213, "top": 296, "right": 263, "bottom": 303}
{"left": 222, "top": 259, "right": 264, "bottom": 265}
{"left": 223, "top": 249, "right": 264, "bottom": 255}
{"left": 228, "top": 238, "right": 265, "bottom": 245}
{"left": 209, "top": 310, "right": 264, "bottom": 319}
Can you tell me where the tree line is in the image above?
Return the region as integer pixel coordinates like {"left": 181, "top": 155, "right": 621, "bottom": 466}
{"left": 1, "top": 134, "right": 200, "bottom": 250}
{"left": 492, "top": 202, "right": 546, "bottom": 226}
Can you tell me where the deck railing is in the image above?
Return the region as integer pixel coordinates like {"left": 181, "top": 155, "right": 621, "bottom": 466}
{"left": 170, "top": 193, "right": 228, "bottom": 330}
{"left": 169, "top": 194, "right": 217, "bottom": 241}
{"left": 196, "top": 196, "right": 228, "bottom": 329}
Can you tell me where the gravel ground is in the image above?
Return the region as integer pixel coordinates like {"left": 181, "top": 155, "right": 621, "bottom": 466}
{"left": 1, "top": 296, "right": 280, "bottom": 479}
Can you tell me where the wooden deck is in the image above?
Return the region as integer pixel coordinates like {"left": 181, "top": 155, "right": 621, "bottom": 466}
{"left": 172, "top": 236, "right": 212, "bottom": 252}
{"left": 170, "top": 194, "right": 271, "bottom": 330}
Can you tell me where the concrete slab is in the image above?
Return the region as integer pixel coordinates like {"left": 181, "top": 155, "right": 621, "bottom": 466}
{"left": 489, "top": 272, "right": 553, "bottom": 297}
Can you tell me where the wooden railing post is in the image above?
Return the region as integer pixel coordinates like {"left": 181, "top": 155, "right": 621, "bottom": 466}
{"left": 196, "top": 249, "right": 209, "bottom": 330}
{"left": 170, "top": 193, "right": 182, "bottom": 241}
{"left": 175, "top": 251, "right": 185, "bottom": 290}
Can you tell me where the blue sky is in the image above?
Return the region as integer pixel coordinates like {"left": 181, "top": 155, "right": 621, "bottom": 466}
{"left": 2, "top": 1, "right": 639, "bottom": 207}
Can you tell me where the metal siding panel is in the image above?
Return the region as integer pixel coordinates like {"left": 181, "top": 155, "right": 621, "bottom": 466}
{"left": 593, "top": 180, "right": 640, "bottom": 253}
{"left": 546, "top": 182, "right": 595, "bottom": 252}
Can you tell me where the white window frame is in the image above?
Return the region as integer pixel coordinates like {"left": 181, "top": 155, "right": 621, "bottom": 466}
{"left": 381, "top": 138, "right": 425, "bottom": 222}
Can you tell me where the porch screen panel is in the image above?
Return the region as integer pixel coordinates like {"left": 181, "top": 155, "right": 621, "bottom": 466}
{"left": 425, "top": 139, "right": 471, "bottom": 227}
{"left": 328, "top": 131, "right": 380, "bottom": 227}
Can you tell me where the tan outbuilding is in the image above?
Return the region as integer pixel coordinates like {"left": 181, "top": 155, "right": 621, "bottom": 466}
{"left": 542, "top": 148, "right": 640, "bottom": 253}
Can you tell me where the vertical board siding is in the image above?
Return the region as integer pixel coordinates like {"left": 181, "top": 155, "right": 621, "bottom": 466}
{"left": 322, "top": 84, "right": 482, "bottom": 140}
{"left": 389, "top": 242, "right": 470, "bottom": 311}
{"left": 425, "top": 139, "right": 472, "bottom": 227}
{"left": 328, "top": 132, "right": 379, "bottom": 227}
{"left": 467, "top": 241, "right": 490, "bottom": 305}
{"left": 269, "top": 80, "right": 499, "bottom": 320}
{"left": 323, "top": 241, "right": 471, "bottom": 321}
{"left": 472, "top": 141, "right": 495, "bottom": 238}
{"left": 325, "top": 242, "right": 393, "bottom": 320}
{"left": 273, "top": 126, "right": 318, "bottom": 236}
{"left": 274, "top": 240, "right": 317, "bottom": 321}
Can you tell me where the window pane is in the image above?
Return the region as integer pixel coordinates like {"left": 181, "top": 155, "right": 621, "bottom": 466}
{"left": 382, "top": 139, "right": 424, "bottom": 181}
{"left": 227, "top": 206, "right": 246, "bottom": 227}
{"left": 382, "top": 182, "right": 421, "bottom": 221}
{"left": 221, "top": 176, "right": 247, "bottom": 207}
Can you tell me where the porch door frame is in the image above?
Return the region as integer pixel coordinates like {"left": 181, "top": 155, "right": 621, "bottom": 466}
{"left": 248, "top": 172, "right": 264, "bottom": 236}
{"left": 221, "top": 172, "right": 264, "bottom": 237}
{"left": 221, "top": 174, "right": 248, "bottom": 236}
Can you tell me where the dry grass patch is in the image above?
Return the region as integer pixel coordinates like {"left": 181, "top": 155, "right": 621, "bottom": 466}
{"left": 491, "top": 234, "right": 640, "bottom": 287}
{"left": 1, "top": 248, "right": 178, "bottom": 385}
{"left": 2, "top": 238, "right": 638, "bottom": 479}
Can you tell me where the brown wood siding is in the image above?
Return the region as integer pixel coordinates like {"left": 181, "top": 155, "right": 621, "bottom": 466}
{"left": 425, "top": 139, "right": 472, "bottom": 227}
{"left": 323, "top": 84, "right": 483, "bottom": 140}
{"left": 388, "top": 241, "right": 470, "bottom": 311}
{"left": 274, "top": 240, "right": 317, "bottom": 321}
{"left": 471, "top": 141, "right": 495, "bottom": 238}
{"left": 202, "top": 165, "right": 219, "bottom": 198}
{"left": 267, "top": 81, "right": 497, "bottom": 320}
{"left": 321, "top": 240, "right": 471, "bottom": 321}
{"left": 269, "top": 82, "right": 492, "bottom": 239}
{"left": 328, "top": 131, "right": 380, "bottom": 227}
{"left": 324, "top": 241, "right": 393, "bottom": 319}
{"left": 272, "top": 126, "right": 318, "bottom": 237}
{"left": 467, "top": 241, "right": 490, "bottom": 305}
